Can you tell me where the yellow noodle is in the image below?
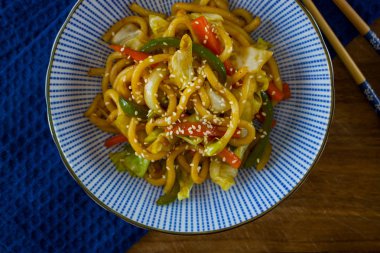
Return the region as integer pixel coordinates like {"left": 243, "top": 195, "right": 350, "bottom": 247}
{"left": 102, "top": 52, "right": 124, "bottom": 93}
{"left": 231, "top": 66, "right": 248, "bottom": 85}
{"left": 223, "top": 23, "right": 250, "bottom": 46}
{"left": 198, "top": 87, "right": 211, "bottom": 108}
{"left": 244, "top": 16, "right": 261, "bottom": 33}
{"left": 88, "top": 68, "right": 105, "bottom": 77}
{"left": 172, "top": 3, "right": 245, "bottom": 26}
{"left": 128, "top": 118, "right": 168, "bottom": 161}
{"left": 193, "top": 0, "right": 210, "bottom": 5}
{"left": 177, "top": 154, "right": 191, "bottom": 173}
{"left": 159, "top": 84, "right": 177, "bottom": 115}
{"left": 190, "top": 152, "right": 209, "bottom": 184}
{"left": 88, "top": 115, "right": 118, "bottom": 133}
{"left": 144, "top": 67, "right": 169, "bottom": 114}
{"left": 164, "top": 144, "right": 189, "bottom": 193}
{"left": 84, "top": 94, "right": 102, "bottom": 117}
{"left": 229, "top": 120, "right": 256, "bottom": 146}
{"left": 232, "top": 8, "right": 253, "bottom": 24}
{"left": 164, "top": 15, "right": 199, "bottom": 43}
{"left": 145, "top": 175, "right": 166, "bottom": 186}
{"left": 129, "top": 3, "right": 166, "bottom": 18}
{"left": 223, "top": 20, "right": 254, "bottom": 44}
{"left": 110, "top": 58, "right": 131, "bottom": 84}
{"left": 154, "top": 77, "right": 204, "bottom": 127}
{"left": 113, "top": 65, "right": 134, "bottom": 99}
{"left": 192, "top": 94, "right": 227, "bottom": 126}
{"left": 214, "top": 0, "right": 229, "bottom": 10}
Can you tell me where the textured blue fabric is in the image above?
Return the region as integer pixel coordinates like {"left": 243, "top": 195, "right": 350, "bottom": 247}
{"left": 314, "top": 0, "right": 380, "bottom": 57}
{"left": 0, "top": 0, "right": 379, "bottom": 252}
{"left": 0, "top": 1, "right": 147, "bottom": 253}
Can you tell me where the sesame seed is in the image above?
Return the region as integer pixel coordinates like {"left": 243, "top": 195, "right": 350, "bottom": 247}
{"left": 257, "top": 158, "right": 260, "bottom": 163}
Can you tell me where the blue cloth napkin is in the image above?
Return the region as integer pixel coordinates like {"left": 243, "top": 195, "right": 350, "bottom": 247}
{"left": 0, "top": 1, "right": 147, "bottom": 253}
{"left": 0, "top": 0, "right": 379, "bottom": 252}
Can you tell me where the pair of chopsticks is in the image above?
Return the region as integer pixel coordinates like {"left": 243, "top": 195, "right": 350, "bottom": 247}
{"left": 302, "top": 0, "right": 380, "bottom": 116}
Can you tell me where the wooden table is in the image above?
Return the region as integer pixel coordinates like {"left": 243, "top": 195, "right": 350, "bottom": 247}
{"left": 128, "top": 20, "right": 380, "bottom": 253}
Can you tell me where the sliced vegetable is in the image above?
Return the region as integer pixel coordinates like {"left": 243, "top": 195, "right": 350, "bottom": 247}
{"left": 177, "top": 170, "right": 194, "bottom": 200}
{"left": 191, "top": 16, "right": 222, "bottom": 55}
{"left": 123, "top": 152, "right": 150, "bottom": 177}
{"left": 190, "top": 16, "right": 235, "bottom": 76}
{"left": 282, "top": 82, "right": 291, "bottom": 100}
{"left": 256, "top": 142, "right": 272, "bottom": 170}
{"left": 166, "top": 122, "right": 241, "bottom": 138}
{"left": 205, "top": 83, "right": 230, "bottom": 113}
{"left": 147, "top": 134, "right": 171, "bottom": 154}
{"left": 109, "top": 44, "right": 150, "bottom": 61}
{"left": 190, "top": 13, "right": 224, "bottom": 22}
{"left": 148, "top": 15, "right": 169, "bottom": 36}
{"left": 234, "top": 46, "right": 273, "bottom": 73}
{"left": 209, "top": 158, "right": 238, "bottom": 191}
{"left": 109, "top": 145, "right": 150, "bottom": 177}
{"left": 156, "top": 178, "right": 180, "bottom": 205}
{"left": 144, "top": 128, "right": 163, "bottom": 143}
{"left": 169, "top": 35, "right": 194, "bottom": 90}
{"left": 223, "top": 59, "right": 235, "bottom": 76}
{"left": 244, "top": 92, "right": 273, "bottom": 168}
{"left": 217, "top": 147, "right": 242, "bottom": 169}
{"left": 104, "top": 134, "right": 128, "bottom": 148}
{"left": 178, "top": 136, "right": 203, "bottom": 146}
{"left": 119, "top": 97, "right": 149, "bottom": 119}
{"left": 255, "top": 113, "right": 277, "bottom": 128}
{"left": 111, "top": 23, "right": 144, "bottom": 50}
{"left": 266, "top": 81, "right": 284, "bottom": 101}
{"left": 253, "top": 37, "right": 272, "bottom": 50}
{"left": 113, "top": 113, "right": 130, "bottom": 137}
{"left": 140, "top": 37, "right": 227, "bottom": 83}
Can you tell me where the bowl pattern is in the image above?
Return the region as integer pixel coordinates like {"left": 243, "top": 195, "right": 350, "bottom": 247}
{"left": 46, "top": 0, "right": 333, "bottom": 233}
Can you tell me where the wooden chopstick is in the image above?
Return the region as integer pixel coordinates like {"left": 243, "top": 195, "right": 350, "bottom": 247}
{"left": 302, "top": 0, "right": 380, "bottom": 116}
{"left": 332, "top": 0, "right": 380, "bottom": 54}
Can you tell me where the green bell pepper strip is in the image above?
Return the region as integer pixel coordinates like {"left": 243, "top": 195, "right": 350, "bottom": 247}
{"left": 119, "top": 97, "right": 149, "bottom": 120}
{"left": 156, "top": 178, "right": 180, "bottom": 205}
{"left": 140, "top": 37, "right": 227, "bottom": 83}
{"left": 244, "top": 92, "right": 273, "bottom": 168}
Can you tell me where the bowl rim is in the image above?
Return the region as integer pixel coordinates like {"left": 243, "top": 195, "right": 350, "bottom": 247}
{"left": 45, "top": 0, "right": 335, "bottom": 235}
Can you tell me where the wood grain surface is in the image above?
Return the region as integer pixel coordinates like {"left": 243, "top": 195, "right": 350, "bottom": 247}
{"left": 128, "top": 19, "right": 380, "bottom": 253}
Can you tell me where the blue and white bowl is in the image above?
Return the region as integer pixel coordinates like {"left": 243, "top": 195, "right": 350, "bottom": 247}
{"left": 46, "top": 0, "right": 334, "bottom": 233}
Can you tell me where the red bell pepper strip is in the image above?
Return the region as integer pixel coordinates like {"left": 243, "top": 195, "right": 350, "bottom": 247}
{"left": 166, "top": 122, "right": 241, "bottom": 138}
{"left": 217, "top": 148, "right": 242, "bottom": 169}
{"left": 104, "top": 134, "right": 128, "bottom": 148}
{"left": 266, "top": 81, "right": 285, "bottom": 101}
{"left": 191, "top": 16, "right": 222, "bottom": 55}
{"left": 282, "top": 82, "right": 291, "bottom": 100}
{"left": 191, "top": 16, "right": 235, "bottom": 76}
{"left": 223, "top": 59, "right": 235, "bottom": 76}
{"left": 109, "top": 45, "right": 150, "bottom": 61}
